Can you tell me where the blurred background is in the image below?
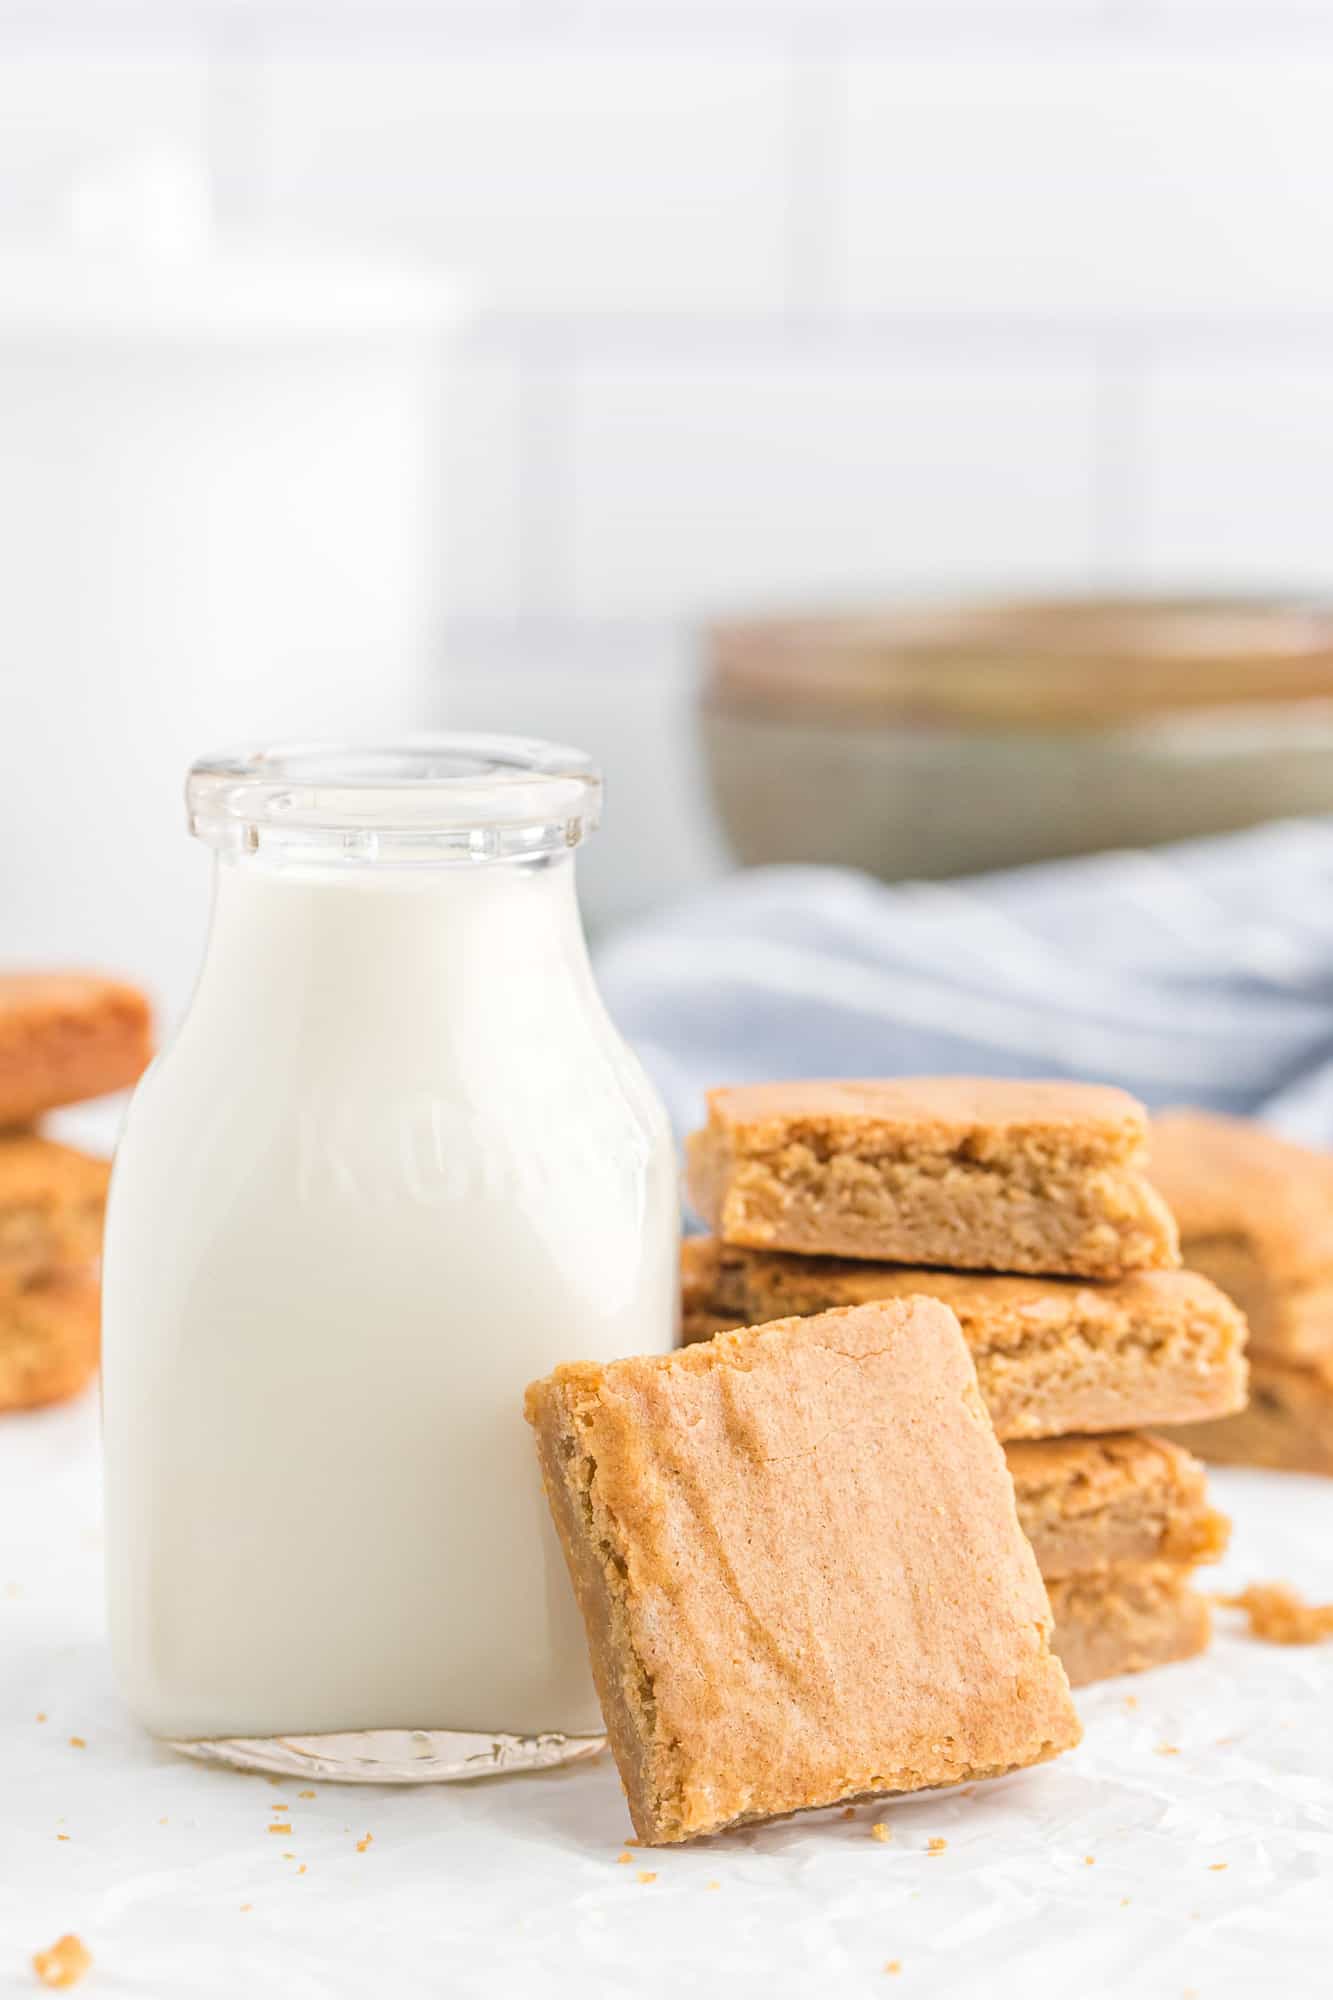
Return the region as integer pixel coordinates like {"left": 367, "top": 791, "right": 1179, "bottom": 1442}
{"left": 7, "top": 0, "right": 1333, "bottom": 1031}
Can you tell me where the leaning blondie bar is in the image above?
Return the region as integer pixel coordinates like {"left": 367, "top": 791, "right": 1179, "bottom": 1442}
{"left": 526, "top": 1299, "right": 1080, "bottom": 1845}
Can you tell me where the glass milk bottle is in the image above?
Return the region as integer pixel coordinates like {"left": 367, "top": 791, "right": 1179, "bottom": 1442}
{"left": 102, "top": 739, "right": 679, "bottom": 1782}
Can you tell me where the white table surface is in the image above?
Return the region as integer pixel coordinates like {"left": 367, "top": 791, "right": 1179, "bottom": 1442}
{"left": 3, "top": 1393, "right": 1331, "bottom": 2000}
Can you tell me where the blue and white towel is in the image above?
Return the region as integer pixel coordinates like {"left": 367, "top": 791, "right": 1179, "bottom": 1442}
{"left": 596, "top": 818, "right": 1333, "bottom": 1150}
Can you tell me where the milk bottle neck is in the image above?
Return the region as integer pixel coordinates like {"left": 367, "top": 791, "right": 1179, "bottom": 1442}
{"left": 191, "top": 850, "right": 595, "bottom": 1025}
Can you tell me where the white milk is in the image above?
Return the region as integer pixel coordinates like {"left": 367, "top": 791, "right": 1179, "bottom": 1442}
{"left": 102, "top": 744, "right": 678, "bottom": 1755}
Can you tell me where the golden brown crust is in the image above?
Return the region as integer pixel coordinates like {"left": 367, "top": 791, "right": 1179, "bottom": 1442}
{"left": 681, "top": 1241, "right": 1248, "bottom": 1441}
{"left": 0, "top": 1135, "right": 110, "bottom": 1294}
{"left": 0, "top": 1270, "right": 100, "bottom": 1411}
{"left": 1164, "top": 1353, "right": 1333, "bottom": 1475}
{"left": 1005, "top": 1433, "right": 1229, "bottom": 1579}
{"left": 526, "top": 1298, "right": 1080, "bottom": 1846}
{"left": 0, "top": 972, "right": 152, "bottom": 1127}
{"left": 688, "top": 1079, "right": 1179, "bottom": 1277}
{"left": 1048, "top": 1563, "right": 1212, "bottom": 1687}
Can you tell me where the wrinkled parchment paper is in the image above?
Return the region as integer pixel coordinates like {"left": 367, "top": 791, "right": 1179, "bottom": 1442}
{"left": 4, "top": 1397, "right": 1330, "bottom": 2000}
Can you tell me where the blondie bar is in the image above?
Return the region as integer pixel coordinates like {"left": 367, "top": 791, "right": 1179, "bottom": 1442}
{"left": 1150, "top": 1109, "right": 1333, "bottom": 1361}
{"left": 526, "top": 1299, "right": 1080, "bottom": 1844}
{"left": 0, "top": 1271, "right": 100, "bottom": 1411}
{"left": 0, "top": 1135, "right": 110, "bottom": 1294}
{"left": 1006, "top": 1433, "right": 1228, "bottom": 1580}
{"left": 687, "top": 1080, "right": 1179, "bottom": 1277}
{"left": 1047, "top": 1563, "right": 1212, "bottom": 1688}
{"left": 681, "top": 1240, "right": 1247, "bottom": 1441}
{"left": 1166, "top": 1353, "right": 1333, "bottom": 1476}
{"left": 0, "top": 973, "right": 152, "bottom": 1127}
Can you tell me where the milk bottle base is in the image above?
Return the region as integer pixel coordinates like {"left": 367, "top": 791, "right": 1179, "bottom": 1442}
{"left": 165, "top": 1726, "right": 607, "bottom": 1785}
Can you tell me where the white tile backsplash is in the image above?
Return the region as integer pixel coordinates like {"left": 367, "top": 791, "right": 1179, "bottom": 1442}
{"left": 563, "top": 352, "right": 1101, "bottom": 619}
{"left": 444, "top": 349, "right": 525, "bottom": 620}
{"left": 0, "top": 24, "right": 210, "bottom": 238}
{"left": 5, "top": 2, "right": 1333, "bottom": 913}
{"left": 254, "top": 32, "right": 794, "bottom": 314}
{"left": 837, "top": 47, "right": 1333, "bottom": 318}
{"left": 1141, "top": 355, "right": 1333, "bottom": 589}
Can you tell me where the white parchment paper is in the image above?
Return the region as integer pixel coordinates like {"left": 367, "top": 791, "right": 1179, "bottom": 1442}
{"left": 3, "top": 1396, "right": 1331, "bottom": 2000}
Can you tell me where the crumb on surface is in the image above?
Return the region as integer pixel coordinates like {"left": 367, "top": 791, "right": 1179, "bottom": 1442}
{"left": 1155, "top": 1744, "right": 1179, "bottom": 1757}
{"left": 67, "top": 1737, "right": 85, "bottom": 1750}
{"left": 637, "top": 1871, "right": 657, "bottom": 1885}
{"left": 297, "top": 1865, "right": 307, "bottom": 1876}
{"left": 240, "top": 1904, "right": 252, "bottom": 1913}
{"left": 356, "top": 1834, "right": 372, "bottom": 1853}
{"left": 1120, "top": 1898, "right": 1130, "bottom": 1908}
{"left": 55, "top": 1834, "right": 69, "bottom": 1842}
{"left": 871, "top": 1823, "right": 892, "bottom": 1844}
{"left": 842, "top": 1806, "right": 856, "bottom": 1821}
{"left": 298, "top": 1790, "right": 316, "bottom": 1800}
{"left": 885, "top": 1964, "right": 901, "bottom": 1978}
{"left": 616, "top": 1852, "right": 632, "bottom": 1864}
{"left": 1210, "top": 1862, "right": 1228, "bottom": 1872}
{"left": 706, "top": 1881, "right": 720, "bottom": 1891}
{"left": 927, "top": 1838, "right": 947, "bottom": 1855}
{"left": 268, "top": 1824, "right": 291, "bottom": 1836}
{"left": 1124, "top": 1696, "right": 1138, "bottom": 1711}
{"left": 1218, "top": 1582, "right": 1333, "bottom": 1645}
{"left": 1084, "top": 1855, "right": 1095, "bottom": 1866}
{"left": 32, "top": 1935, "right": 91, "bottom": 1989}
{"left": 36, "top": 1713, "right": 46, "bottom": 1723}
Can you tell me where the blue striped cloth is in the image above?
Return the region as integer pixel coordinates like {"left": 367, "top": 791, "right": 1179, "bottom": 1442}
{"left": 595, "top": 818, "right": 1333, "bottom": 1150}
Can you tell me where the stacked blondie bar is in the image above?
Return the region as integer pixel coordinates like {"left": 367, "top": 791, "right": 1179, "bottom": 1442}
{"left": 682, "top": 1079, "right": 1247, "bottom": 1687}
{"left": 0, "top": 974, "right": 152, "bottom": 1411}
{"left": 1152, "top": 1108, "right": 1333, "bottom": 1475}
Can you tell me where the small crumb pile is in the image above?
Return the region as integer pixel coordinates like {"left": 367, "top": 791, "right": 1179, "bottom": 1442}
{"left": 32, "top": 1935, "right": 91, "bottom": 1990}
{"left": 1217, "top": 1582, "right": 1333, "bottom": 1645}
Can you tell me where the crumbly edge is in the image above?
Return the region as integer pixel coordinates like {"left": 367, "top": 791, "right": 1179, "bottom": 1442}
{"left": 705, "top": 1249, "right": 1241, "bottom": 1364}
{"left": 0, "top": 1274, "right": 101, "bottom": 1411}
{"left": 1184, "top": 1232, "right": 1333, "bottom": 1361}
{"left": 687, "top": 1253, "right": 1248, "bottom": 1440}
{"left": 1011, "top": 1439, "right": 1229, "bottom": 1579}
{"left": 0, "top": 1152, "right": 109, "bottom": 1291}
{"left": 525, "top": 1375, "right": 681, "bottom": 1843}
{"left": 688, "top": 1127, "right": 1179, "bottom": 1277}
{"left": 1048, "top": 1562, "right": 1212, "bottom": 1687}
